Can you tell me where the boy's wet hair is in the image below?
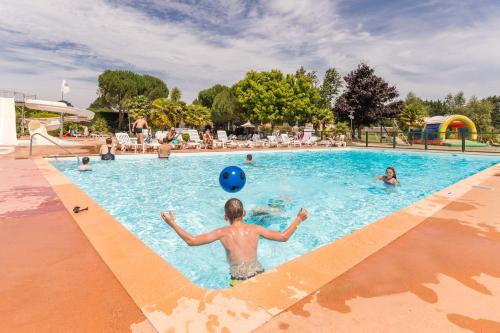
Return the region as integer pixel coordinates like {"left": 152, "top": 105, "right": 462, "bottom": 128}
{"left": 106, "top": 137, "right": 112, "bottom": 144}
{"left": 82, "top": 157, "right": 90, "bottom": 164}
{"left": 224, "top": 198, "right": 244, "bottom": 221}
{"left": 246, "top": 154, "right": 252, "bottom": 160}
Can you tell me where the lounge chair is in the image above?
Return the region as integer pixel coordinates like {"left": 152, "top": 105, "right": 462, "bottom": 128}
{"left": 279, "top": 134, "right": 292, "bottom": 147}
{"left": 266, "top": 135, "right": 279, "bottom": 147}
{"left": 186, "top": 130, "right": 203, "bottom": 149}
{"left": 115, "top": 132, "right": 142, "bottom": 152}
{"left": 217, "top": 130, "right": 240, "bottom": 148}
{"left": 251, "top": 134, "right": 266, "bottom": 147}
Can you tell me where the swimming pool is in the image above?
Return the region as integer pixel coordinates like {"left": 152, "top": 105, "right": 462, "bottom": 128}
{"left": 50, "top": 149, "right": 499, "bottom": 289}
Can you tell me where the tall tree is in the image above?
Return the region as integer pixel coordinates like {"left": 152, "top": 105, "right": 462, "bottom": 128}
{"left": 170, "top": 87, "right": 182, "bottom": 103}
{"left": 334, "top": 63, "right": 402, "bottom": 138}
{"left": 234, "top": 69, "right": 319, "bottom": 125}
{"left": 142, "top": 75, "right": 169, "bottom": 101}
{"left": 197, "top": 84, "right": 228, "bottom": 108}
{"left": 466, "top": 97, "right": 493, "bottom": 135}
{"left": 486, "top": 96, "right": 500, "bottom": 129}
{"left": 444, "top": 92, "right": 467, "bottom": 114}
{"left": 93, "top": 70, "right": 168, "bottom": 128}
{"left": 211, "top": 88, "right": 242, "bottom": 129}
{"left": 318, "top": 68, "right": 342, "bottom": 109}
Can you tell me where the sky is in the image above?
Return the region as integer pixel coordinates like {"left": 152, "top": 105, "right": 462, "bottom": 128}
{"left": 1, "top": 0, "right": 499, "bottom": 108}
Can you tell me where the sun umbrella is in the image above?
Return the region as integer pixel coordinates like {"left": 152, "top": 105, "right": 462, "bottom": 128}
{"left": 240, "top": 121, "right": 255, "bottom": 128}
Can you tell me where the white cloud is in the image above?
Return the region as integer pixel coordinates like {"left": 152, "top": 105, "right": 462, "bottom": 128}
{"left": 0, "top": 0, "right": 499, "bottom": 108}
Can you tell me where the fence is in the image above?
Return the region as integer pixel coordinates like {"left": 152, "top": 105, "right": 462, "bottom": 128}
{"left": 359, "top": 129, "right": 500, "bottom": 154}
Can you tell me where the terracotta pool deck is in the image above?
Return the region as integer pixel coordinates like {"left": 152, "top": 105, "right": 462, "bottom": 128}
{"left": 1, "top": 151, "right": 499, "bottom": 332}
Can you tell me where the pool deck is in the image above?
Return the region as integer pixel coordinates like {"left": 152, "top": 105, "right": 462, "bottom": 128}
{"left": 1, "top": 151, "right": 499, "bottom": 332}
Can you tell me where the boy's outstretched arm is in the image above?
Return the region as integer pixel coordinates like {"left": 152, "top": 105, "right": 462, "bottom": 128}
{"left": 258, "top": 208, "right": 308, "bottom": 242}
{"left": 161, "top": 211, "right": 223, "bottom": 246}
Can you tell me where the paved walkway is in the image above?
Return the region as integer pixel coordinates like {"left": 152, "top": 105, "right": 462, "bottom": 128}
{"left": 0, "top": 160, "right": 155, "bottom": 332}
{"left": 256, "top": 164, "right": 500, "bottom": 332}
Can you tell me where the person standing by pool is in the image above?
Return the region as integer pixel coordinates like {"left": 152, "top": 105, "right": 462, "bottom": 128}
{"left": 158, "top": 137, "right": 171, "bottom": 159}
{"left": 132, "top": 116, "right": 148, "bottom": 144}
{"left": 160, "top": 198, "right": 308, "bottom": 287}
{"left": 373, "top": 166, "right": 399, "bottom": 185}
{"left": 99, "top": 137, "right": 116, "bottom": 160}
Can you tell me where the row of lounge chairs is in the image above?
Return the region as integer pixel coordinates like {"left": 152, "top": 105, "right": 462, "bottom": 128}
{"left": 114, "top": 130, "right": 347, "bottom": 153}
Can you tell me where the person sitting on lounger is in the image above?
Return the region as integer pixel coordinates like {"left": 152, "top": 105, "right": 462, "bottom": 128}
{"left": 373, "top": 166, "right": 399, "bottom": 185}
{"left": 100, "top": 137, "right": 116, "bottom": 160}
{"left": 203, "top": 128, "right": 213, "bottom": 149}
{"left": 78, "top": 157, "right": 92, "bottom": 171}
{"left": 161, "top": 198, "right": 308, "bottom": 287}
{"left": 158, "top": 137, "right": 171, "bottom": 159}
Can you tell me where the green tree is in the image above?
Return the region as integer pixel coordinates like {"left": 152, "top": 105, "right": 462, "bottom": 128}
{"left": 170, "top": 87, "right": 182, "bottom": 103}
{"left": 234, "top": 69, "right": 320, "bottom": 125}
{"left": 211, "top": 88, "right": 242, "bottom": 129}
{"left": 142, "top": 75, "right": 169, "bottom": 101}
{"left": 151, "top": 98, "right": 185, "bottom": 129}
{"left": 334, "top": 63, "right": 402, "bottom": 138}
{"left": 234, "top": 70, "right": 292, "bottom": 124}
{"left": 318, "top": 68, "right": 342, "bottom": 109}
{"left": 93, "top": 70, "right": 168, "bottom": 129}
{"left": 485, "top": 96, "right": 500, "bottom": 129}
{"left": 184, "top": 104, "right": 212, "bottom": 128}
{"left": 89, "top": 113, "right": 109, "bottom": 133}
{"left": 124, "top": 95, "right": 151, "bottom": 121}
{"left": 444, "top": 92, "right": 467, "bottom": 115}
{"left": 423, "top": 99, "right": 447, "bottom": 116}
{"left": 466, "top": 97, "right": 493, "bottom": 135}
{"left": 400, "top": 102, "right": 428, "bottom": 130}
{"left": 197, "top": 84, "right": 228, "bottom": 108}
{"left": 311, "top": 107, "right": 334, "bottom": 129}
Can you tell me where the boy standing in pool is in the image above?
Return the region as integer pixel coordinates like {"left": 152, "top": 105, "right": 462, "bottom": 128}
{"left": 161, "top": 198, "right": 308, "bottom": 287}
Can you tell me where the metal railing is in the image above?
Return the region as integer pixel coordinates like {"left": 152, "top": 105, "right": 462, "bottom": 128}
{"left": 361, "top": 130, "right": 500, "bottom": 153}
{"left": 29, "top": 133, "right": 80, "bottom": 162}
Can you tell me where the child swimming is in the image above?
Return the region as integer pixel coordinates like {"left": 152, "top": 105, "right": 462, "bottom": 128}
{"left": 245, "top": 154, "right": 255, "bottom": 165}
{"left": 78, "top": 157, "right": 92, "bottom": 171}
{"left": 251, "top": 197, "right": 291, "bottom": 216}
{"left": 373, "top": 166, "right": 399, "bottom": 185}
{"left": 161, "top": 198, "right": 308, "bottom": 287}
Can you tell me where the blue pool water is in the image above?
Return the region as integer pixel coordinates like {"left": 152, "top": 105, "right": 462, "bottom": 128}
{"left": 50, "top": 149, "right": 499, "bottom": 289}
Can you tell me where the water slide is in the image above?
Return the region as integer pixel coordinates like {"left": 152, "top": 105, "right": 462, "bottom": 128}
{"left": 0, "top": 97, "right": 17, "bottom": 145}
{"left": 0, "top": 97, "right": 95, "bottom": 145}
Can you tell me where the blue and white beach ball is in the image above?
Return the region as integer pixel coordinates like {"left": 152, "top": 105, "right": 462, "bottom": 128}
{"left": 219, "top": 166, "right": 246, "bottom": 193}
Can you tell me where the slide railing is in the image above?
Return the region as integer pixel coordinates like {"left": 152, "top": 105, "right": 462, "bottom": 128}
{"left": 29, "top": 133, "right": 80, "bottom": 163}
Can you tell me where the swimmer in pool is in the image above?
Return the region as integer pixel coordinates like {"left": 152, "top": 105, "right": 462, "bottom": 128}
{"left": 245, "top": 154, "right": 255, "bottom": 165}
{"left": 78, "top": 157, "right": 92, "bottom": 171}
{"left": 373, "top": 166, "right": 399, "bottom": 185}
{"left": 251, "top": 197, "right": 291, "bottom": 216}
{"left": 161, "top": 198, "right": 308, "bottom": 287}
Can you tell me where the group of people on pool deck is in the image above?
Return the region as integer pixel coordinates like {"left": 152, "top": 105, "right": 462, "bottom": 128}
{"left": 160, "top": 158, "right": 399, "bottom": 287}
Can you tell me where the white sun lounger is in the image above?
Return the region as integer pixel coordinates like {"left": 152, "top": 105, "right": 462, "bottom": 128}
{"left": 115, "top": 132, "right": 142, "bottom": 152}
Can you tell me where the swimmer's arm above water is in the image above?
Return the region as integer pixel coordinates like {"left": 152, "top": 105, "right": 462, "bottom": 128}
{"left": 161, "top": 211, "right": 223, "bottom": 246}
{"left": 257, "top": 208, "right": 309, "bottom": 242}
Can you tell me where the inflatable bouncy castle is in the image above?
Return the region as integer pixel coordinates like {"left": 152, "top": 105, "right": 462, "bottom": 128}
{"left": 413, "top": 114, "right": 486, "bottom": 147}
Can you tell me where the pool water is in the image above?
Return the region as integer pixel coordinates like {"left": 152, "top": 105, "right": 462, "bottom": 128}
{"left": 50, "top": 149, "right": 499, "bottom": 289}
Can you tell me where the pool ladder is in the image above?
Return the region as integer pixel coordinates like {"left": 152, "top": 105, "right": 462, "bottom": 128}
{"left": 29, "top": 133, "right": 80, "bottom": 163}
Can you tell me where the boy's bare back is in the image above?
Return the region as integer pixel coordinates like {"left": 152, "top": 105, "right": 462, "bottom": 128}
{"left": 160, "top": 198, "right": 308, "bottom": 284}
